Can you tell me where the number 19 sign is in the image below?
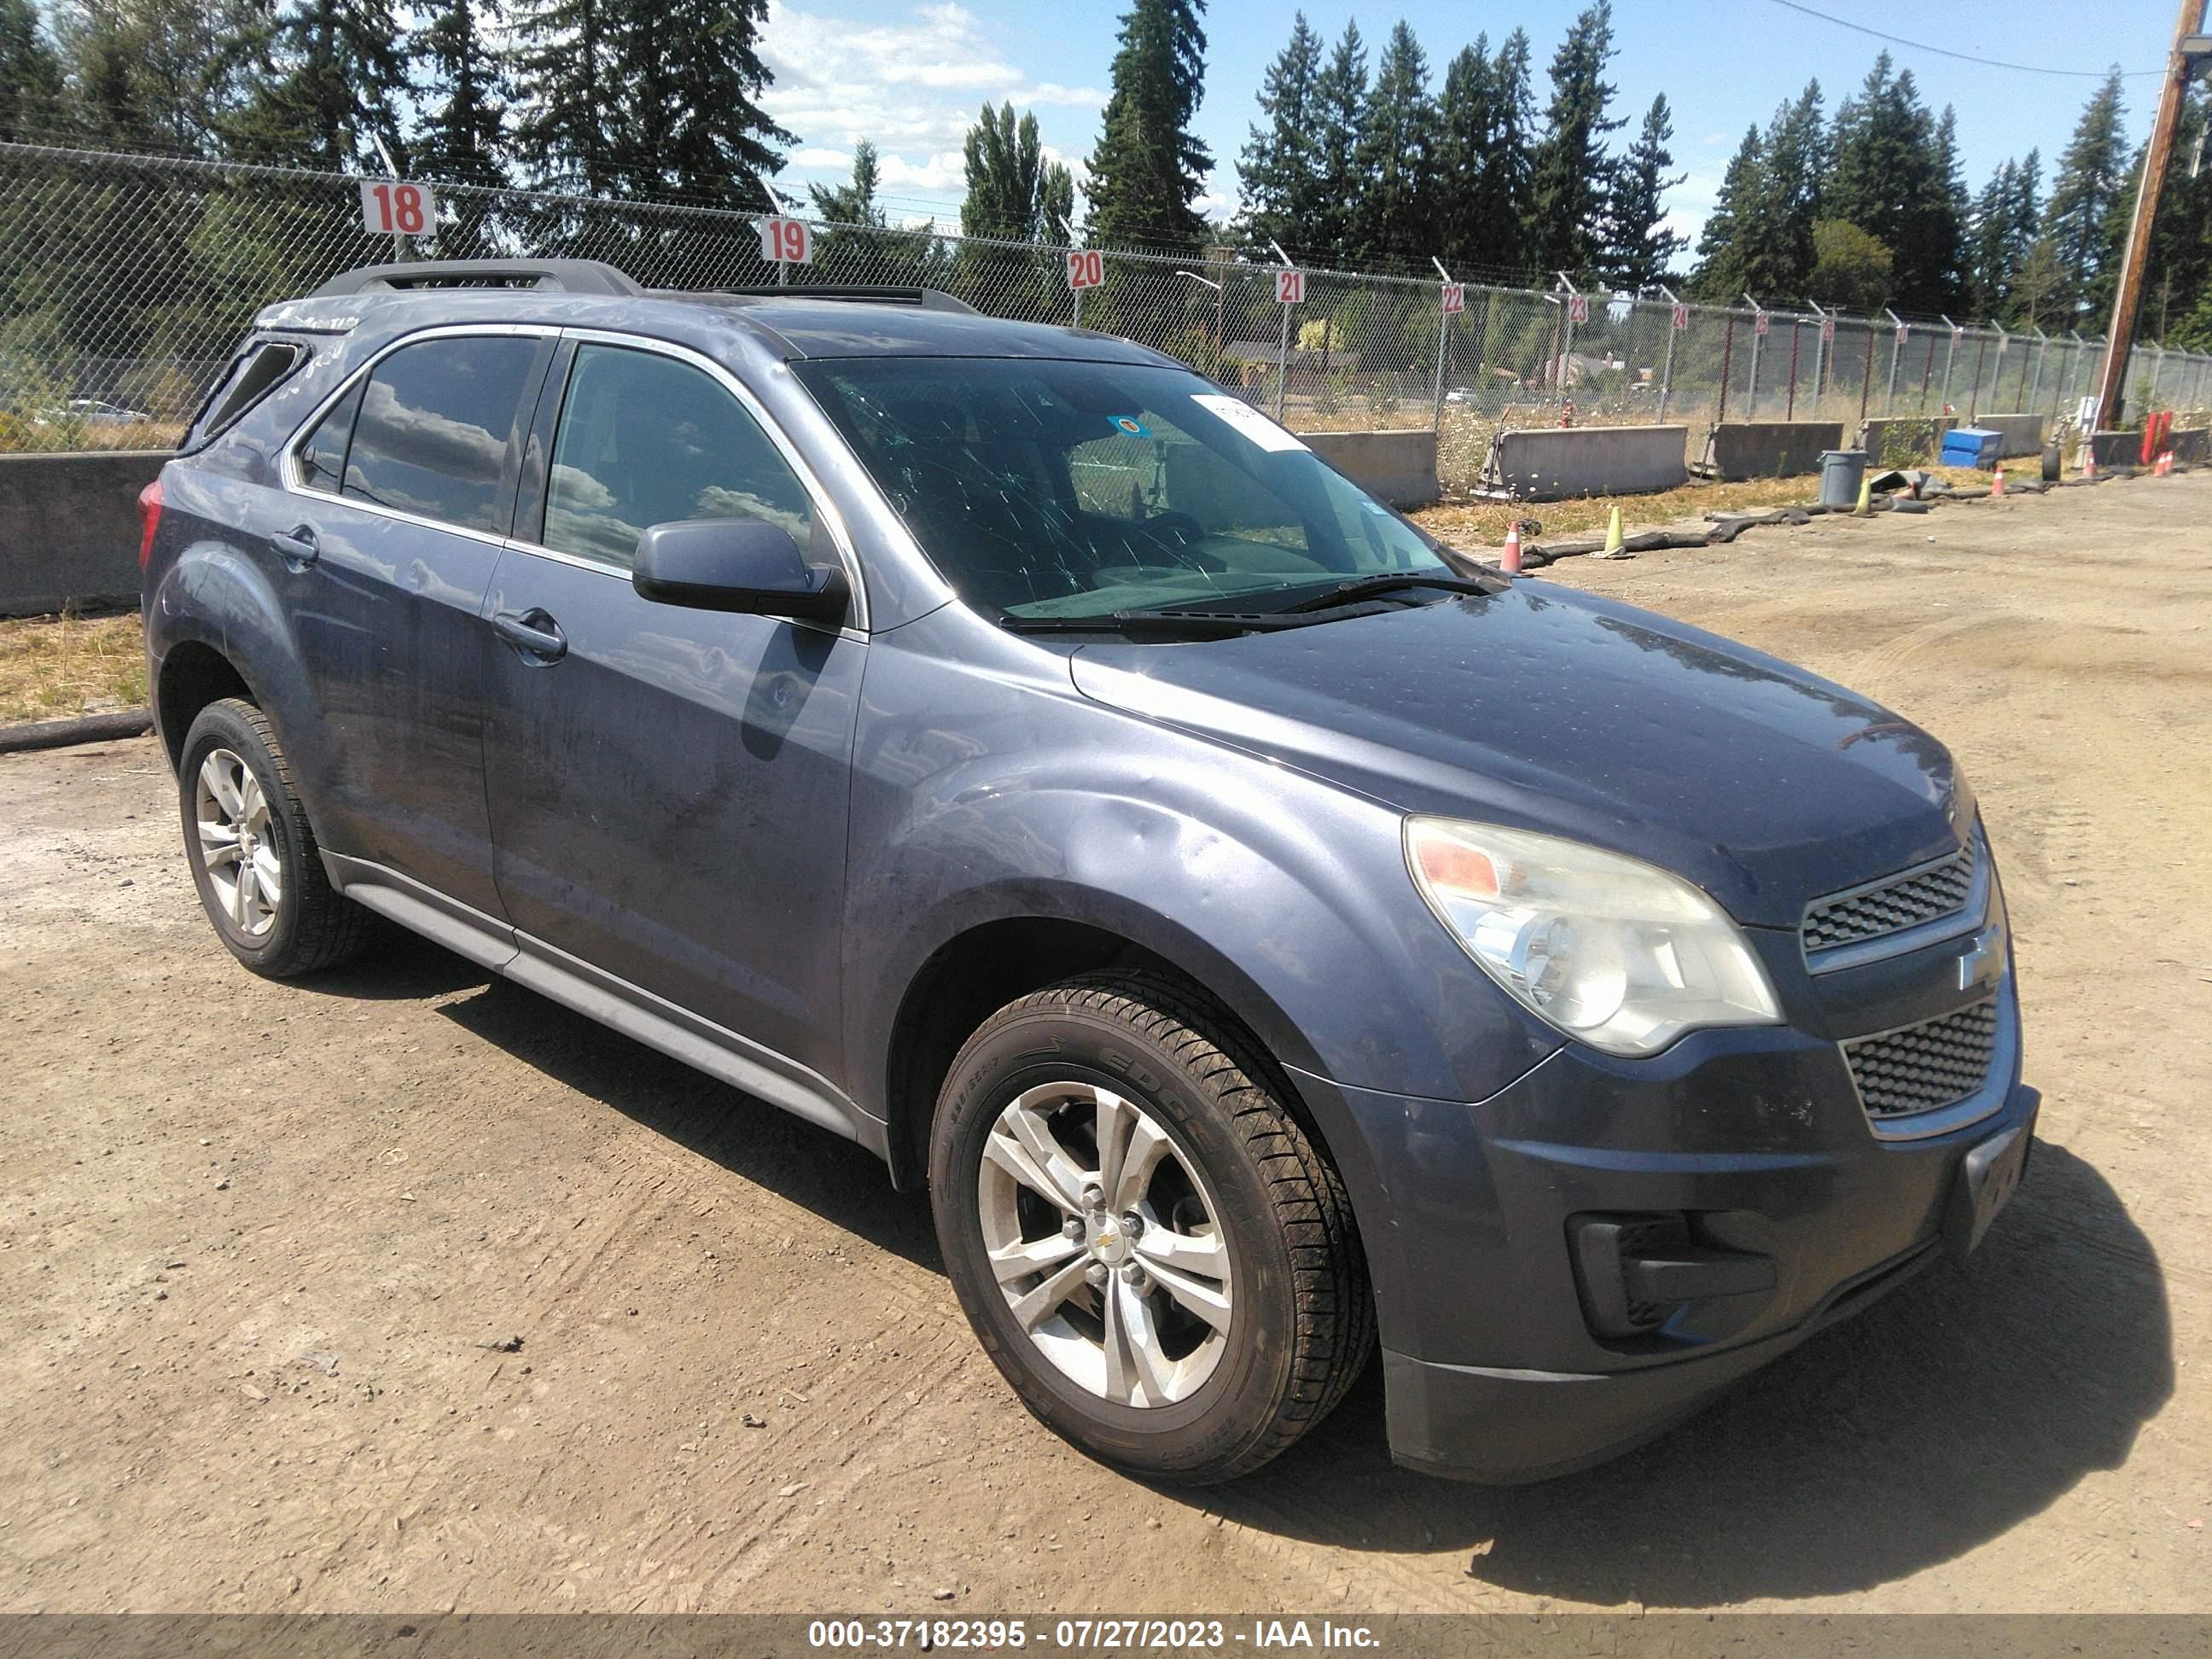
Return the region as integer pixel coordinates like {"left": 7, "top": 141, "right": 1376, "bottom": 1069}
{"left": 757, "top": 217, "right": 812, "bottom": 266}
{"left": 360, "top": 179, "right": 435, "bottom": 238}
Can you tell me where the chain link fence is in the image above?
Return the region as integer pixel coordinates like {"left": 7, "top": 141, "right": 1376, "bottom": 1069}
{"left": 6, "top": 140, "right": 2212, "bottom": 491}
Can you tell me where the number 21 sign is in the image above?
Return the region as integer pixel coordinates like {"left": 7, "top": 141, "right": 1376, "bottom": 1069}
{"left": 360, "top": 179, "right": 435, "bottom": 237}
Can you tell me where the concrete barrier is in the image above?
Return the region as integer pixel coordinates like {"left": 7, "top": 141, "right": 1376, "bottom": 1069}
{"left": 1972, "top": 413, "right": 2048, "bottom": 459}
{"left": 2086, "top": 429, "right": 2143, "bottom": 469}
{"left": 1303, "top": 428, "right": 1439, "bottom": 508}
{"left": 1, "top": 451, "right": 166, "bottom": 617}
{"left": 1477, "top": 424, "right": 1689, "bottom": 501}
{"left": 2168, "top": 427, "right": 2209, "bottom": 464}
{"left": 1859, "top": 416, "right": 1955, "bottom": 464}
{"left": 1700, "top": 422, "right": 1845, "bottom": 481}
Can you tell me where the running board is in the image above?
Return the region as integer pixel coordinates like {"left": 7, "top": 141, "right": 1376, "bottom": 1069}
{"left": 323, "top": 853, "right": 885, "bottom": 1157}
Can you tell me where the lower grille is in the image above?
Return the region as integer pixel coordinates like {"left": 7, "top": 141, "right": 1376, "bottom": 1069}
{"left": 1843, "top": 999, "right": 2000, "bottom": 1117}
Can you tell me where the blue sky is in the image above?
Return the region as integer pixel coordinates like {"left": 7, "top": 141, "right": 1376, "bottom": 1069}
{"left": 760, "top": 0, "right": 2172, "bottom": 248}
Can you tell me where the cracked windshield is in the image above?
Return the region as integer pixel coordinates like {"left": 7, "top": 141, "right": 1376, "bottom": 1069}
{"left": 792, "top": 358, "right": 1450, "bottom": 619}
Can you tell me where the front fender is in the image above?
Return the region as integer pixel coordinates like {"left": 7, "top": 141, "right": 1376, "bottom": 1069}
{"left": 843, "top": 613, "right": 1563, "bottom": 1140}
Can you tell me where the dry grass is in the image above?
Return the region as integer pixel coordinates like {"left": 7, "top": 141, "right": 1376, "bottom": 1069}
{"left": 0, "top": 612, "right": 147, "bottom": 725}
{"left": 1410, "top": 457, "right": 2041, "bottom": 550}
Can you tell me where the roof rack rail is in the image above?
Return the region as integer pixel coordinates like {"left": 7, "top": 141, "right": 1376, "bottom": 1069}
{"left": 678, "top": 284, "right": 980, "bottom": 315}
{"left": 312, "top": 259, "right": 642, "bottom": 297}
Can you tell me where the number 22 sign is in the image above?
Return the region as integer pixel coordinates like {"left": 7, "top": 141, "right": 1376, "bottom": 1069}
{"left": 359, "top": 179, "right": 435, "bottom": 237}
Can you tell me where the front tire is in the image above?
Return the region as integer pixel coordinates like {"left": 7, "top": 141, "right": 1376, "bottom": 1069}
{"left": 929, "top": 971, "right": 1373, "bottom": 1483}
{"left": 178, "top": 697, "right": 367, "bottom": 978}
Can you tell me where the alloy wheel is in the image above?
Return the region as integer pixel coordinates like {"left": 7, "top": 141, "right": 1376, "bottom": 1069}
{"left": 194, "top": 748, "right": 282, "bottom": 938}
{"left": 975, "top": 1080, "right": 1234, "bottom": 1407}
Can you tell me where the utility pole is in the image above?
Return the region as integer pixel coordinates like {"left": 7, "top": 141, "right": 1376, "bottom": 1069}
{"left": 2093, "top": 0, "right": 2212, "bottom": 428}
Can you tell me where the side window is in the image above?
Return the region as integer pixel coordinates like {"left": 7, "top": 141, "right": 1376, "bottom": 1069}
{"left": 341, "top": 335, "right": 539, "bottom": 533}
{"left": 296, "top": 380, "right": 363, "bottom": 494}
{"left": 541, "top": 344, "right": 817, "bottom": 572}
{"left": 189, "top": 340, "right": 306, "bottom": 447}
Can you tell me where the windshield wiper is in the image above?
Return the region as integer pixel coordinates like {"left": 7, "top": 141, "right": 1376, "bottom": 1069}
{"left": 999, "top": 608, "right": 1302, "bottom": 638}
{"left": 1266, "top": 573, "right": 1496, "bottom": 614}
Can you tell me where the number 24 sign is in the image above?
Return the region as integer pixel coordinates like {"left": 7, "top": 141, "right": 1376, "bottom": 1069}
{"left": 359, "top": 179, "right": 435, "bottom": 237}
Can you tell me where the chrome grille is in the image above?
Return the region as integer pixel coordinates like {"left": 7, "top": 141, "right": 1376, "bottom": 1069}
{"left": 1843, "top": 999, "right": 2000, "bottom": 1117}
{"left": 1803, "top": 843, "right": 1977, "bottom": 956}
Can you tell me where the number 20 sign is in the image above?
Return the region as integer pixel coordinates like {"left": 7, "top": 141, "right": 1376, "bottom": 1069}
{"left": 360, "top": 179, "right": 435, "bottom": 237}
{"left": 1066, "top": 249, "right": 1104, "bottom": 290}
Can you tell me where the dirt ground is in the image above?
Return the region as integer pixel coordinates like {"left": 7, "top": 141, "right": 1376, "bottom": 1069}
{"left": 2, "top": 473, "right": 2206, "bottom": 1616}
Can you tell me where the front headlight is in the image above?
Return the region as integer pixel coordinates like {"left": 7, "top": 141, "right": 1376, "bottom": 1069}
{"left": 1405, "top": 817, "right": 1781, "bottom": 1057}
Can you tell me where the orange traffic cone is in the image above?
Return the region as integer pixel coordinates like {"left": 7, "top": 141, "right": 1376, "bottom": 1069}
{"left": 1991, "top": 463, "right": 2005, "bottom": 497}
{"left": 2083, "top": 448, "right": 2097, "bottom": 478}
{"left": 1500, "top": 521, "right": 1523, "bottom": 573}
{"left": 2158, "top": 451, "right": 2174, "bottom": 476}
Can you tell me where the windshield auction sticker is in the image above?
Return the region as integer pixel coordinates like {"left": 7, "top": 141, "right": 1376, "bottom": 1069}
{"left": 1191, "top": 393, "right": 1310, "bottom": 452}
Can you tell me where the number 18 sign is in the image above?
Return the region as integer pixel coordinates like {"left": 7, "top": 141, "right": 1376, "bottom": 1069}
{"left": 360, "top": 179, "right": 435, "bottom": 237}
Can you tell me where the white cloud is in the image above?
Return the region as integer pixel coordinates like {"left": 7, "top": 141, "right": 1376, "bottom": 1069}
{"left": 762, "top": 0, "right": 1107, "bottom": 202}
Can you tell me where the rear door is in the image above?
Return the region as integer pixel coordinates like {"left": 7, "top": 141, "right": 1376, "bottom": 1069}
{"left": 478, "top": 332, "right": 867, "bottom": 1084}
{"left": 279, "top": 326, "right": 552, "bottom": 922}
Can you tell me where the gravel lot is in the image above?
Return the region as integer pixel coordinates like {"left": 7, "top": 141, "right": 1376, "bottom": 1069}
{"left": 2, "top": 472, "right": 2206, "bottom": 1615}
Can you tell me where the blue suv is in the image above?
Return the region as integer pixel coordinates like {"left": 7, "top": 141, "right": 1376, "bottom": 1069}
{"left": 143, "top": 260, "right": 2036, "bottom": 1485}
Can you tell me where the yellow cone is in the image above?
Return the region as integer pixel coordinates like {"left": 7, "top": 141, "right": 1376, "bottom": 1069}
{"left": 1603, "top": 504, "right": 1624, "bottom": 555}
{"left": 1854, "top": 474, "right": 1872, "bottom": 516}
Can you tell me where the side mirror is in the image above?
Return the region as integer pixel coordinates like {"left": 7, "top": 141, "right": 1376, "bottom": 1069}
{"left": 632, "top": 518, "right": 850, "bottom": 624}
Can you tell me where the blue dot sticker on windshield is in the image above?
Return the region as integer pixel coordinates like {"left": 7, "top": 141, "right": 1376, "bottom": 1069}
{"left": 1111, "top": 415, "right": 1150, "bottom": 438}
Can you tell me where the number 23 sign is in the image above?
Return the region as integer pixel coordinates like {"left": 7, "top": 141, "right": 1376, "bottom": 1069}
{"left": 360, "top": 179, "right": 435, "bottom": 237}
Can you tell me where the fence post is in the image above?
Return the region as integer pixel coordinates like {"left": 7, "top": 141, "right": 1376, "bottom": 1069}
{"left": 1275, "top": 300, "right": 1290, "bottom": 421}
{"left": 1940, "top": 317, "right": 1959, "bottom": 415}
{"left": 1884, "top": 311, "right": 1905, "bottom": 415}
{"left": 2147, "top": 343, "right": 2166, "bottom": 410}
{"left": 2029, "top": 327, "right": 2049, "bottom": 412}
{"left": 1715, "top": 310, "right": 1736, "bottom": 427}
{"left": 1655, "top": 284, "right": 1681, "bottom": 424}
{"left": 1807, "top": 300, "right": 1829, "bottom": 412}
{"left": 1859, "top": 315, "right": 1876, "bottom": 427}
{"left": 1429, "top": 259, "right": 1454, "bottom": 425}
{"left": 1785, "top": 315, "right": 1802, "bottom": 420}
{"left": 1744, "top": 295, "right": 1764, "bottom": 419}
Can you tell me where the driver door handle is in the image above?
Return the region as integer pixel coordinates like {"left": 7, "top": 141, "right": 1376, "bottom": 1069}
{"left": 492, "top": 608, "right": 568, "bottom": 662}
{"left": 272, "top": 524, "right": 319, "bottom": 570}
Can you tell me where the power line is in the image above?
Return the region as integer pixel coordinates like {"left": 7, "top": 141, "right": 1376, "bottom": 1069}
{"left": 1757, "top": 0, "right": 2166, "bottom": 78}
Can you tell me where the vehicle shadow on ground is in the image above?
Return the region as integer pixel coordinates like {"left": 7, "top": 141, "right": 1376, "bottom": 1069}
{"left": 1199, "top": 1140, "right": 2171, "bottom": 1603}
{"left": 418, "top": 961, "right": 944, "bottom": 1273}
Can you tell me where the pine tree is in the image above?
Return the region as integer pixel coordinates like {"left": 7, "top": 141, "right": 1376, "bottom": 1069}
{"left": 1602, "top": 93, "right": 1684, "bottom": 288}
{"left": 2035, "top": 68, "right": 2128, "bottom": 322}
{"left": 507, "top": 0, "right": 615, "bottom": 195}
{"left": 224, "top": 0, "right": 410, "bottom": 171}
{"left": 413, "top": 0, "right": 507, "bottom": 192}
{"left": 1487, "top": 29, "right": 1538, "bottom": 276}
{"left": 1236, "top": 13, "right": 1323, "bottom": 253}
{"left": 1432, "top": 37, "right": 1493, "bottom": 268}
{"left": 1305, "top": 20, "right": 1365, "bottom": 265}
{"left": 1965, "top": 150, "right": 2041, "bottom": 319}
{"left": 1349, "top": 21, "right": 1434, "bottom": 265}
{"left": 52, "top": 0, "right": 257, "bottom": 152}
{"left": 1528, "top": 1, "right": 1624, "bottom": 276}
{"left": 609, "top": 0, "right": 789, "bottom": 206}
{"left": 1826, "top": 56, "right": 1958, "bottom": 311}
{"left": 959, "top": 105, "right": 1074, "bottom": 319}
{"left": 1086, "top": 0, "right": 1212, "bottom": 251}
{"left": 1906, "top": 103, "right": 1968, "bottom": 312}
{"left": 1739, "top": 80, "right": 1826, "bottom": 300}
{"left": 811, "top": 139, "right": 886, "bottom": 229}
{"left": 962, "top": 105, "right": 1074, "bottom": 242}
{"left": 2094, "top": 83, "right": 2212, "bottom": 338}
{"left": 1689, "top": 125, "right": 1764, "bottom": 300}
{"left": 0, "top": 0, "right": 62, "bottom": 142}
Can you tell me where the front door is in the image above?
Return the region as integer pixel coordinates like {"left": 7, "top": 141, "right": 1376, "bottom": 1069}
{"left": 478, "top": 336, "right": 865, "bottom": 1085}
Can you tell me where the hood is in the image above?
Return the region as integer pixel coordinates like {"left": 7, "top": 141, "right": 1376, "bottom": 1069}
{"left": 1068, "top": 583, "right": 1969, "bottom": 929}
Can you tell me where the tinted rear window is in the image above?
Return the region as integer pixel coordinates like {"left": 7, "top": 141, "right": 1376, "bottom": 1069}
{"left": 341, "top": 336, "right": 538, "bottom": 533}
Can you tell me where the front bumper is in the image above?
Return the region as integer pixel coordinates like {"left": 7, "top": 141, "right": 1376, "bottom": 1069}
{"left": 1289, "top": 978, "right": 2038, "bottom": 1484}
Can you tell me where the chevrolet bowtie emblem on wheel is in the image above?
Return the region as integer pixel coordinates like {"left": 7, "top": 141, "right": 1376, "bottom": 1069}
{"left": 1957, "top": 926, "right": 2004, "bottom": 993}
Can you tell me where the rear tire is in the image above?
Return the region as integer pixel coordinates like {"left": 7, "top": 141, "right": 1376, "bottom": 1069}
{"left": 178, "top": 697, "right": 368, "bottom": 978}
{"left": 929, "top": 970, "right": 1373, "bottom": 1483}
